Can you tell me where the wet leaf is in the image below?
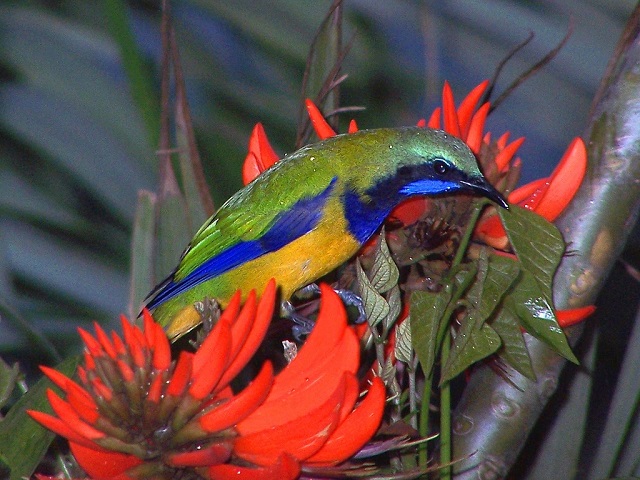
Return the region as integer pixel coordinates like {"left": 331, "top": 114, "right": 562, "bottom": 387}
{"left": 128, "top": 190, "right": 156, "bottom": 320}
{"left": 491, "top": 305, "right": 535, "bottom": 380}
{"left": 442, "top": 315, "right": 501, "bottom": 383}
{"left": 0, "top": 356, "right": 20, "bottom": 410}
{"left": 508, "top": 272, "right": 578, "bottom": 363}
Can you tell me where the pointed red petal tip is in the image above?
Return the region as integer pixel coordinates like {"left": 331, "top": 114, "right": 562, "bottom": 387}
{"left": 442, "top": 81, "right": 461, "bottom": 138}
{"left": 347, "top": 118, "right": 359, "bottom": 134}
{"left": 242, "top": 123, "right": 280, "bottom": 185}
{"left": 70, "top": 441, "right": 142, "bottom": 480}
{"left": 457, "top": 80, "right": 489, "bottom": 138}
{"left": 305, "top": 99, "right": 337, "bottom": 139}
{"left": 557, "top": 305, "right": 596, "bottom": 328}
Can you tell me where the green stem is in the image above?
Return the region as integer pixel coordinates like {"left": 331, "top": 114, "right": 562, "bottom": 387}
{"left": 452, "top": 200, "right": 487, "bottom": 268}
{"left": 440, "top": 331, "right": 452, "bottom": 479}
{"left": 419, "top": 371, "right": 432, "bottom": 467}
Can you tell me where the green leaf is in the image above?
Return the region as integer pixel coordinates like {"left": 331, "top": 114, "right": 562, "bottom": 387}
{"left": 128, "top": 190, "right": 156, "bottom": 320}
{"left": 410, "top": 288, "right": 452, "bottom": 377}
{"left": 499, "top": 204, "right": 564, "bottom": 301}
{"left": 442, "top": 314, "right": 502, "bottom": 383}
{"left": 0, "top": 356, "right": 20, "bottom": 410}
{"left": 395, "top": 315, "right": 413, "bottom": 364}
{"left": 369, "top": 233, "right": 400, "bottom": 293}
{"left": 508, "top": 272, "right": 578, "bottom": 363}
{"left": 475, "top": 254, "right": 520, "bottom": 323}
{"left": 356, "top": 260, "right": 390, "bottom": 328}
{"left": 384, "top": 284, "right": 403, "bottom": 331}
{"left": 155, "top": 168, "right": 191, "bottom": 282}
{"left": 491, "top": 305, "right": 536, "bottom": 380}
{"left": 0, "top": 355, "right": 80, "bottom": 480}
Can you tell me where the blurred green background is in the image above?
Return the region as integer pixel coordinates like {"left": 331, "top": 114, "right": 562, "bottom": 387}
{"left": 0, "top": 0, "right": 633, "bottom": 362}
{"left": 1, "top": 1, "right": 639, "bottom": 478}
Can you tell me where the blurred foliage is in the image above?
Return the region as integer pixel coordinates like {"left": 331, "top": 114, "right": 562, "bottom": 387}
{"left": 1, "top": 0, "right": 640, "bottom": 478}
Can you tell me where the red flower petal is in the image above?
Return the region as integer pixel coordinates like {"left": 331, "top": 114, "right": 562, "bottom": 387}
{"left": 427, "top": 107, "right": 441, "bottom": 129}
{"left": 465, "top": 102, "right": 490, "bottom": 154}
{"left": 389, "top": 197, "right": 428, "bottom": 225}
{"left": 530, "top": 137, "right": 587, "bottom": 221}
{"left": 238, "top": 330, "right": 359, "bottom": 434}
{"left": 166, "top": 351, "right": 193, "bottom": 397}
{"left": 348, "top": 119, "right": 359, "bottom": 133}
{"left": 242, "top": 123, "right": 280, "bottom": 185}
{"left": 215, "top": 279, "right": 276, "bottom": 392}
{"left": 70, "top": 441, "right": 141, "bottom": 480}
{"left": 509, "top": 177, "right": 548, "bottom": 204}
{"left": 166, "top": 442, "right": 232, "bottom": 467}
{"left": 457, "top": 80, "right": 489, "bottom": 138}
{"left": 27, "top": 410, "right": 105, "bottom": 450}
{"left": 206, "top": 454, "right": 300, "bottom": 480}
{"left": 199, "top": 362, "right": 274, "bottom": 432}
{"left": 266, "top": 285, "right": 347, "bottom": 400}
{"left": 305, "top": 99, "right": 337, "bottom": 139}
{"left": 306, "top": 377, "right": 386, "bottom": 465}
{"left": 235, "top": 376, "right": 346, "bottom": 465}
{"left": 46, "top": 389, "right": 104, "bottom": 440}
{"left": 442, "top": 82, "right": 461, "bottom": 138}
{"left": 189, "top": 319, "right": 232, "bottom": 400}
{"left": 557, "top": 305, "right": 596, "bottom": 328}
{"left": 93, "top": 322, "right": 117, "bottom": 360}
{"left": 494, "top": 137, "right": 525, "bottom": 172}
{"left": 39, "top": 365, "right": 72, "bottom": 392}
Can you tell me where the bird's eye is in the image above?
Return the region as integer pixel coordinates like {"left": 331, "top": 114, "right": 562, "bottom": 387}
{"left": 434, "top": 158, "right": 450, "bottom": 175}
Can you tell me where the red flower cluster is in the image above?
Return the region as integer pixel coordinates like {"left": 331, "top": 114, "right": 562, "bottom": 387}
{"left": 29, "top": 280, "right": 385, "bottom": 479}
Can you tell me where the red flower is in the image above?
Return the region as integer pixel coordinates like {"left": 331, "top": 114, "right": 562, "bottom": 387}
{"left": 29, "top": 280, "right": 385, "bottom": 480}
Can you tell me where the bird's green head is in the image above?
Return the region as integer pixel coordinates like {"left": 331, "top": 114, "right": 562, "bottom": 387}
{"left": 332, "top": 127, "right": 507, "bottom": 242}
{"left": 342, "top": 126, "right": 508, "bottom": 209}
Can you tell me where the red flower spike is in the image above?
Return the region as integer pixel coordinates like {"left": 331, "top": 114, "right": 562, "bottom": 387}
{"left": 235, "top": 376, "right": 346, "bottom": 465}
{"left": 348, "top": 119, "right": 359, "bottom": 133}
{"left": 70, "top": 441, "right": 141, "bottom": 480}
{"left": 509, "top": 177, "right": 548, "bottom": 204}
{"left": 167, "top": 443, "right": 232, "bottom": 468}
{"left": 207, "top": 453, "right": 300, "bottom": 480}
{"left": 188, "top": 320, "right": 232, "bottom": 400}
{"left": 215, "top": 279, "right": 276, "bottom": 392}
{"left": 456, "top": 79, "right": 489, "bottom": 138}
{"left": 306, "top": 377, "right": 386, "bottom": 466}
{"left": 466, "top": 102, "right": 491, "bottom": 154}
{"left": 442, "top": 82, "right": 462, "bottom": 137}
{"left": 416, "top": 118, "right": 427, "bottom": 128}
{"left": 242, "top": 123, "right": 280, "bottom": 185}
{"left": 305, "top": 99, "right": 337, "bottom": 139}
{"left": 557, "top": 305, "right": 596, "bottom": 328}
{"left": 33, "top": 281, "right": 382, "bottom": 477}
{"left": 217, "top": 288, "right": 242, "bottom": 326}
{"left": 199, "top": 362, "right": 274, "bottom": 433}
{"left": 427, "top": 107, "right": 441, "bottom": 129}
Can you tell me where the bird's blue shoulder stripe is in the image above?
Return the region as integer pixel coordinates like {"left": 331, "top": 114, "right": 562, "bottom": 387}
{"left": 146, "top": 178, "right": 337, "bottom": 309}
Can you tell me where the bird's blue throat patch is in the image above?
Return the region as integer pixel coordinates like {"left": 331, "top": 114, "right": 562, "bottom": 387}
{"left": 146, "top": 178, "right": 338, "bottom": 309}
{"left": 344, "top": 177, "right": 461, "bottom": 244}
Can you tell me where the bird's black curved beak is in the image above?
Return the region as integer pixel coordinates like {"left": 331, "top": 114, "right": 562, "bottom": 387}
{"left": 461, "top": 178, "right": 509, "bottom": 209}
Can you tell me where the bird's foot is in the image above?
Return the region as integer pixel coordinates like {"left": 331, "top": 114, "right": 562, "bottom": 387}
{"left": 282, "top": 283, "right": 367, "bottom": 339}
